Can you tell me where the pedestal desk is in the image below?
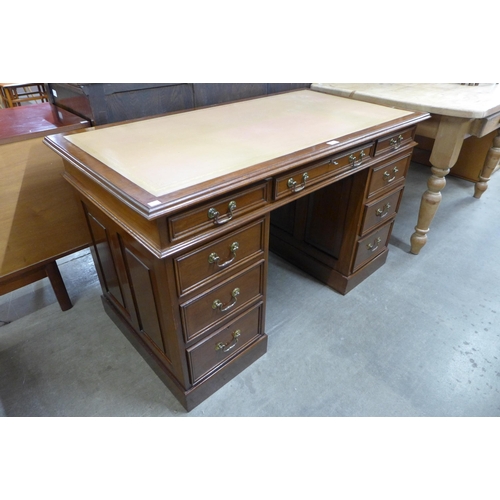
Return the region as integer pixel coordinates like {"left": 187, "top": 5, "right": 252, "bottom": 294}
{"left": 311, "top": 83, "right": 500, "bottom": 255}
{"left": 44, "top": 90, "right": 428, "bottom": 410}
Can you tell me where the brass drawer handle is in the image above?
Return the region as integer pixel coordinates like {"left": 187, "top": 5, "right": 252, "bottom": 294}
{"left": 287, "top": 172, "right": 309, "bottom": 193}
{"left": 212, "top": 287, "right": 240, "bottom": 312}
{"left": 383, "top": 166, "right": 399, "bottom": 183}
{"left": 390, "top": 134, "right": 404, "bottom": 150}
{"left": 208, "top": 242, "right": 239, "bottom": 268}
{"left": 216, "top": 329, "right": 241, "bottom": 352}
{"left": 349, "top": 150, "right": 366, "bottom": 167}
{"left": 208, "top": 200, "right": 237, "bottom": 225}
{"left": 366, "top": 237, "right": 382, "bottom": 252}
{"left": 376, "top": 203, "right": 391, "bottom": 218}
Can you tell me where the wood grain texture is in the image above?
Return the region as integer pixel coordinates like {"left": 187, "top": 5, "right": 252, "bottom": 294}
{"left": 0, "top": 136, "right": 90, "bottom": 276}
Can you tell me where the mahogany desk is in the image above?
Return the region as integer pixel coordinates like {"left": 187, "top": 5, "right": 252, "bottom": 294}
{"left": 44, "top": 90, "right": 428, "bottom": 410}
{"left": 0, "top": 103, "right": 90, "bottom": 310}
{"left": 311, "top": 83, "right": 500, "bottom": 254}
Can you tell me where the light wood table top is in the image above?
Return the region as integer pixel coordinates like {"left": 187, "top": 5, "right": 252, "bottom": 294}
{"left": 311, "top": 83, "right": 500, "bottom": 119}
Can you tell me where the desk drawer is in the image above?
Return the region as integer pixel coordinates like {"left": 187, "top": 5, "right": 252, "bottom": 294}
{"left": 367, "top": 154, "right": 410, "bottom": 199}
{"left": 374, "top": 128, "right": 415, "bottom": 157}
{"left": 353, "top": 222, "right": 393, "bottom": 272}
{"left": 360, "top": 187, "right": 403, "bottom": 236}
{"left": 174, "top": 218, "right": 266, "bottom": 296}
{"left": 180, "top": 261, "right": 265, "bottom": 342}
{"left": 168, "top": 182, "right": 269, "bottom": 242}
{"left": 187, "top": 302, "right": 263, "bottom": 384}
{"left": 274, "top": 144, "right": 372, "bottom": 200}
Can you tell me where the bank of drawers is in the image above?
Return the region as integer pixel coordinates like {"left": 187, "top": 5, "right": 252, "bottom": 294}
{"left": 352, "top": 152, "right": 411, "bottom": 272}
{"left": 174, "top": 216, "right": 268, "bottom": 384}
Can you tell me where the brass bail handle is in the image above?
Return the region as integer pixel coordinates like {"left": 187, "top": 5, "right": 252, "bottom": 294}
{"left": 212, "top": 287, "right": 240, "bottom": 312}
{"left": 383, "top": 166, "right": 399, "bottom": 183}
{"left": 390, "top": 135, "right": 404, "bottom": 150}
{"left": 366, "top": 237, "right": 382, "bottom": 252}
{"left": 215, "top": 329, "right": 241, "bottom": 352}
{"left": 208, "top": 200, "right": 237, "bottom": 225}
{"left": 349, "top": 150, "right": 366, "bottom": 167}
{"left": 376, "top": 203, "right": 391, "bottom": 218}
{"left": 208, "top": 242, "right": 239, "bottom": 268}
{"left": 287, "top": 172, "right": 309, "bottom": 193}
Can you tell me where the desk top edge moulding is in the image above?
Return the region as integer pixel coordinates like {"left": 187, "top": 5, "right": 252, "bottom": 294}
{"left": 43, "top": 89, "right": 429, "bottom": 411}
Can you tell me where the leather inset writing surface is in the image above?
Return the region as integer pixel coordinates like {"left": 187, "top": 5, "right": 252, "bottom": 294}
{"left": 66, "top": 90, "right": 413, "bottom": 197}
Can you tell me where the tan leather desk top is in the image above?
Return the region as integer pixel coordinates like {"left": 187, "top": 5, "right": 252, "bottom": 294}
{"left": 66, "top": 90, "right": 414, "bottom": 197}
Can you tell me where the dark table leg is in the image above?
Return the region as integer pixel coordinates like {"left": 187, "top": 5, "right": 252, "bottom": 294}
{"left": 45, "top": 261, "right": 72, "bottom": 311}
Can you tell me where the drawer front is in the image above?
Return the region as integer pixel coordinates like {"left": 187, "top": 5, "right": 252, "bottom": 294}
{"left": 174, "top": 218, "right": 266, "bottom": 296}
{"left": 180, "top": 261, "right": 264, "bottom": 342}
{"left": 187, "top": 303, "right": 263, "bottom": 384}
{"left": 367, "top": 154, "right": 410, "bottom": 199}
{"left": 374, "top": 127, "right": 415, "bottom": 157}
{"left": 168, "top": 182, "right": 269, "bottom": 242}
{"left": 360, "top": 187, "right": 403, "bottom": 236}
{"left": 353, "top": 222, "right": 393, "bottom": 271}
{"left": 274, "top": 144, "right": 372, "bottom": 200}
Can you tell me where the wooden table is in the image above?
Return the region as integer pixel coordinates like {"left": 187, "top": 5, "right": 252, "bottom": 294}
{"left": 44, "top": 90, "right": 428, "bottom": 410}
{"left": 311, "top": 83, "right": 500, "bottom": 254}
{"left": 0, "top": 103, "right": 90, "bottom": 310}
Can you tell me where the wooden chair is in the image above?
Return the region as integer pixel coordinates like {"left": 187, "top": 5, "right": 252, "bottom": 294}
{"left": 0, "top": 83, "right": 48, "bottom": 107}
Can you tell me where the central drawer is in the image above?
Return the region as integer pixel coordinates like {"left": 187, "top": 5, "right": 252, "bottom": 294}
{"left": 180, "top": 261, "right": 265, "bottom": 342}
{"left": 274, "top": 144, "right": 373, "bottom": 200}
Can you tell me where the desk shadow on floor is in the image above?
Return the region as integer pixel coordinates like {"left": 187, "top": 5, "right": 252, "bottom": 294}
{"left": 388, "top": 234, "right": 412, "bottom": 253}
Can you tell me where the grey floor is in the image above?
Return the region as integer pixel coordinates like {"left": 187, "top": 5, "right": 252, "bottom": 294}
{"left": 1, "top": 162, "right": 499, "bottom": 417}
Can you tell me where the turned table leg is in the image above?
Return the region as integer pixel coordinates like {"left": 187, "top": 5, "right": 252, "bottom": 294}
{"left": 410, "top": 116, "right": 471, "bottom": 255}
{"left": 474, "top": 130, "right": 500, "bottom": 199}
{"left": 410, "top": 165, "right": 449, "bottom": 254}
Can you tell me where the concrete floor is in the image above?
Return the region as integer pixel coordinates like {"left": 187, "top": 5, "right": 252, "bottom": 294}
{"left": 1, "top": 162, "right": 499, "bottom": 417}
